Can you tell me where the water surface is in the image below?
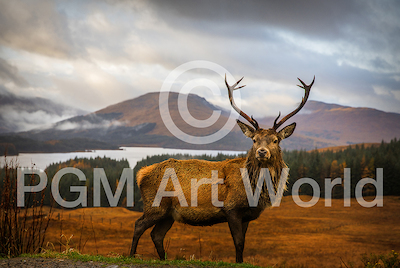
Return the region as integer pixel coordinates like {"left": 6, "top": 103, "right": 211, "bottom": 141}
{"left": 1, "top": 147, "right": 245, "bottom": 170}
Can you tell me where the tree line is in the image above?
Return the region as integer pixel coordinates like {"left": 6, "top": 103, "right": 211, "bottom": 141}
{"left": 132, "top": 139, "right": 400, "bottom": 210}
{"left": 1, "top": 139, "right": 398, "bottom": 211}
{"left": 0, "top": 156, "right": 130, "bottom": 209}
{"left": 283, "top": 139, "right": 400, "bottom": 198}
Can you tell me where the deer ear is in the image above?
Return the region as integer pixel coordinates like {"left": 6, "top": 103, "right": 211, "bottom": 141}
{"left": 278, "top": 122, "right": 296, "bottom": 140}
{"left": 237, "top": 120, "right": 255, "bottom": 138}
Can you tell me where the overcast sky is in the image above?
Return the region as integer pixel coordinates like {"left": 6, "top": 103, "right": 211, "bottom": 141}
{"left": 1, "top": 0, "right": 399, "bottom": 129}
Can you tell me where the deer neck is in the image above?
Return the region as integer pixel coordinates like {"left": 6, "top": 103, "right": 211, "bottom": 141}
{"left": 244, "top": 150, "right": 285, "bottom": 206}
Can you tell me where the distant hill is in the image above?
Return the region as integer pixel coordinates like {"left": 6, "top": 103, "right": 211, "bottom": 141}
{"left": 295, "top": 101, "right": 400, "bottom": 146}
{"left": 0, "top": 87, "right": 87, "bottom": 133}
{"left": 0, "top": 136, "right": 118, "bottom": 156}
{"left": 258, "top": 100, "right": 400, "bottom": 149}
{"left": 15, "top": 92, "right": 250, "bottom": 152}
{"left": 3, "top": 92, "right": 400, "bottom": 154}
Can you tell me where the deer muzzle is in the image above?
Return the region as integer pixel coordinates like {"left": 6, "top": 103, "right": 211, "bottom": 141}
{"left": 256, "top": 148, "right": 271, "bottom": 160}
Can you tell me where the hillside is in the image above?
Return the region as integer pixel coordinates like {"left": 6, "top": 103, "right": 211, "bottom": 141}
{"left": 16, "top": 92, "right": 249, "bottom": 151}
{"left": 0, "top": 87, "right": 87, "bottom": 133}
{"left": 95, "top": 92, "right": 230, "bottom": 136}
{"left": 258, "top": 100, "right": 400, "bottom": 149}
{"left": 4, "top": 92, "right": 400, "bottom": 153}
{"left": 296, "top": 101, "right": 400, "bottom": 145}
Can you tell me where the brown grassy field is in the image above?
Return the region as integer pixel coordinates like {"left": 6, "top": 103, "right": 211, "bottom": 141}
{"left": 40, "top": 196, "right": 400, "bottom": 268}
{"left": 310, "top": 143, "right": 381, "bottom": 153}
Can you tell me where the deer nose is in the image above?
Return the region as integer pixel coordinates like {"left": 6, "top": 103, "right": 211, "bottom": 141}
{"left": 257, "top": 148, "right": 270, "bottom": 159}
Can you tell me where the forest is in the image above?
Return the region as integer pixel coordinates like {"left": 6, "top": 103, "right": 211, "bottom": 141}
{"left": 0, "top": 156, "right": 130, "bottom": 209}
{"left": 131, "top": 139, "right": 400, "bottom": 210}
{"left": 1, "top": 139, "right": 399, "bottom": 211}
{"left": 284, "top": 139, "right": 400, "bottom": 198}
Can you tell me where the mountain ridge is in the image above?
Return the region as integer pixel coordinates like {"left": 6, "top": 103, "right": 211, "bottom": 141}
{"left": 0, "top": 86, "right": 87, "bottom": 133}
{"left": 3, "top": 92, "right": 400, "bottom": 153}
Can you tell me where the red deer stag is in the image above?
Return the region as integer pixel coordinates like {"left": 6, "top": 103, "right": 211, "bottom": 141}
{"left": 130, "top": 76, "right": 315, "bottom": 263}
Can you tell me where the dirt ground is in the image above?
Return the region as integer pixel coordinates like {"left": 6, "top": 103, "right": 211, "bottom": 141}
{"left": 0, "top": 257, "right": 105, "bottom": 268}
{"left": 33, "top": 196, "right": 400, "bottom": 268}
{"left": 0, "top": 257, "right": 195, "bottom": 268}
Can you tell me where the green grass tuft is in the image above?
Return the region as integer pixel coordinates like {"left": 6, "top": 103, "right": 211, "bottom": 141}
{"left": 19, "top": 251, "right": 265, "bottom": 268}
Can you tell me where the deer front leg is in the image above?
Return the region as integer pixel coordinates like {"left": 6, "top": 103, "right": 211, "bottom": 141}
{"left": 226, "top": 211, "right": 246, "bottom": 263}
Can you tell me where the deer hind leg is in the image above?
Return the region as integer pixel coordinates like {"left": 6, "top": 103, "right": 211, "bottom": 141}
{"left": 150, "top": 217, "right": 174, "bottom": 260}
{"left": 130, "top": 213, "right": 165, "bottom": 257}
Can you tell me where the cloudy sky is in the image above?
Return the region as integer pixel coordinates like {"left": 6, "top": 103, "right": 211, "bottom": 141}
{"left": 1, "top": 0, "right": 399, "bottom": 131}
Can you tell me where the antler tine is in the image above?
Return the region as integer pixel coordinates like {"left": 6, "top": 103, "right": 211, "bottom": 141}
{"left": 225, "top": 75, "right": 245, "bottom": 90}
{"left": 273, "top": 111, "right": 281, "bottom": 127}
{"left": 225, "top": 74, "right": 259, "bottom": 130}
{"left": 273, "top": 76, "right": 315, "bottom": 131}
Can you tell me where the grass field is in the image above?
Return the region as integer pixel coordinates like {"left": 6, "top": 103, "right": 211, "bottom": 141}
{"left": 40, "top": 196, "right": 400, "bottom": 268}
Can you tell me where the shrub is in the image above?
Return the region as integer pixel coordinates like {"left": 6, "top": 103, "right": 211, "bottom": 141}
{"left": 0, "top": 156, "right": 53, "bottom": 257}
{"left": 361, "top": 251, "right": 399, "bottom": 268}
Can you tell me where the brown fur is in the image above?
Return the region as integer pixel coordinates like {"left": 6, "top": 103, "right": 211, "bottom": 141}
{"left": 130, "top": 120, "right": 296, "bottom": 263}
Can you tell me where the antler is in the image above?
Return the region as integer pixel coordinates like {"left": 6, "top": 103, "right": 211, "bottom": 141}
{"left": 273, "top": 76, "right": 315, "bottom": 130}
{"left": 225, "top": 75, "right": 259, "bottom": 130}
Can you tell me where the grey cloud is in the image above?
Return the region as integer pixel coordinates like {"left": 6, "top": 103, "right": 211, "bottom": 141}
{"left": 0, "top": 86, "right": 87, "bottom": 133}
{"left": 0, "top": 106, "right": 74, "bottom": 133}
{"left": 145, "top": 0, "right": 367, "bottom": 39}
{"left": 90, "top": 0, "right": 399, "bottom": 89}
{"left": 142, "top": 0, "right": 400, "bottom": 72}
{"left": 1, "top": 0, "right": 399, "bottom": 126}
{"left": 370, "top": 57, "right": 393, "bottom": 72}
{"left": 54, "top": 114, "right": 126, "bottom": 131}
{"left": 0, "top": 57, "right": 29, "bottom": 87}
{"left": 0, "top": 0, "right": 73, "bottom": 58}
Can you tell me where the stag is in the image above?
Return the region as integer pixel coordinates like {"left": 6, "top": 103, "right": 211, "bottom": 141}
{"left": 130, "top": 76, "right": 314, "bottom": 263}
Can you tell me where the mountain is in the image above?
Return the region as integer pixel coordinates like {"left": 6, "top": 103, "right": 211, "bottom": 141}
{"left": 296, "top": 101, "right": 400, "bottom": 145}
{"left": 0, "top": 87, "right": 87, "bottom": 133}
{"left": 4, "top": 92, "right": 400, "bottom": 154}
{"left": 15, "top": 92, "right": 250, "bottom": 152}
{"left": 258, "top": 101, "right": 400, "bottom": 149}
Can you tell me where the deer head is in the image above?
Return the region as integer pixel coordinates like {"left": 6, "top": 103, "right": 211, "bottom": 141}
{"left": 225, "top": 75, "right": 315, "bottom": 164}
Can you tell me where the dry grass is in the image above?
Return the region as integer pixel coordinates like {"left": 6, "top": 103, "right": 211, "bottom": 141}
{"left": 38, "top": 196, "right": 400, "bottom": 268}
{"left": 0, "top": 158, "right": 53, "bottom": 257}
{"left": 309, "top": 143, "right": 380, "bottom": 153}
